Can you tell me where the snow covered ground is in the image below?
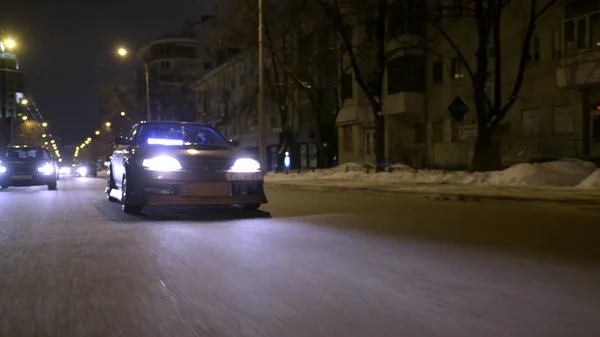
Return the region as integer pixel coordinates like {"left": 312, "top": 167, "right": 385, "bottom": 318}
{"left": 264, "top": 158, "right": 600, "bottom": 202}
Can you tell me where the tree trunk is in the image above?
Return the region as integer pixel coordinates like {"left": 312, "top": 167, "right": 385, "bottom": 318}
{"left": 470, "top": 127, "right": 502, "bottom": 171}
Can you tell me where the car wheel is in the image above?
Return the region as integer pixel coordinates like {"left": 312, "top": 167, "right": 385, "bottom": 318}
{"left": 106, "top": 168, "right": 119, "bottom": 202}
{"left": 241, "top": 203, "right": 260, "bottom": 211}
{"left": 48, "top": 181, "right": 58, "bottom": 190}
{"left": 121, "top": 176, "right": 143, "bottom": 214}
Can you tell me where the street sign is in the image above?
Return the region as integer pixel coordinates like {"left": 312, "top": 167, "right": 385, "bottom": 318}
{"left": 457, "top": 124, "right": 478, "bottom": 140}
{"left": 448, "top": 97, "right": 469, "bottom": 121}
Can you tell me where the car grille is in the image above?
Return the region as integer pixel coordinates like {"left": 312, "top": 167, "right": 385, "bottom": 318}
{"left": 8, "top": 163, "right": 35, "bottom": 175}
{"left": 179, "top": 156, "right": 233, "bottom": 171}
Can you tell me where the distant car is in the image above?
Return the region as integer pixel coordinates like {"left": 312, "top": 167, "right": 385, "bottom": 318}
{"left": 0, "top": 146, "right": 59, "bottom": 190}
{"left": 74, "top": 160, "right": 97, "bottom": 177}
{"left": 106, "top": 121, "right": 267, "bottom": 214}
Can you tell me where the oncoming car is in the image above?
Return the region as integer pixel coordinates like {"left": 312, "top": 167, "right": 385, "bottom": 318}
{"left": 74, "top": 160, "right": 97, "bottom": 177}
{"left": 0, "top": 146, "right": 59, "bottom": 190}
{"left": 106, "top": 122, "right": 267, "bottom": 214}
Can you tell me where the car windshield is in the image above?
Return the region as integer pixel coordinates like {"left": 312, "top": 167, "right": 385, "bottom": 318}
{"left": 137, "top": 124, "right": 229, "bottom": 146}
{"left": 2, "top": 148, "right": 51, "bottom": 160}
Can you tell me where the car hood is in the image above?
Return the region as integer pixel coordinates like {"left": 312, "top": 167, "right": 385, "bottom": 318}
{"left": 135, "top": 145, "right": 254, "bottom": 161}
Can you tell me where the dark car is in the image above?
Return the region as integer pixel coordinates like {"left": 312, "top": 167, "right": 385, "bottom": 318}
{"left": 74, "top": 160, "right": 97, "bottom": 177}
{"left": 105, "top": 122, "right": 267, "bottom": 214}
{"left": 0, "top": 146, "right": 59, "bottom": 190}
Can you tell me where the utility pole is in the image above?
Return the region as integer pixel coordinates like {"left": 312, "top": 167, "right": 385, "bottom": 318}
{"left": 257, "top": 0, "right": 267, "bottom": 172}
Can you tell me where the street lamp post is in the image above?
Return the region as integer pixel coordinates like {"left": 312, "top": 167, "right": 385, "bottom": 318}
{"left": 117, "top": 47, "right": 151, "bottom": 122}
{"left": 257, "top": 0, "right": 267, "bottom": 172}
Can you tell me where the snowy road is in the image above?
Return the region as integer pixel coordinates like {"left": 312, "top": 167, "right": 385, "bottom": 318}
{"left": 0, "top": 177, "right": 599, "bottom": 336}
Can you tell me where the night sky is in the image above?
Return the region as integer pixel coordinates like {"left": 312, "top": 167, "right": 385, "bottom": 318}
{"left": 2, "top": 0, "right": 212, "bottom": 144}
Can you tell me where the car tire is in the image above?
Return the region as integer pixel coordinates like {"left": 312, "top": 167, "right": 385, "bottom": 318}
{"left": 48, "top": 181, "right": 58, "bottom": 190}
{"left": 121, "top": 176, "right": 143, "bottom": 215}
{"left": 241, "top": 203, "right": 260, "bottom": 211}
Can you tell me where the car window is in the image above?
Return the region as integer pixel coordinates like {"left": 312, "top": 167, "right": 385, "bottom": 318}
{"left": 137, "top": 124, "right": 229, "bottom": 146}
{"left": 2, "top": 148, "right": 51, "bottom": 160}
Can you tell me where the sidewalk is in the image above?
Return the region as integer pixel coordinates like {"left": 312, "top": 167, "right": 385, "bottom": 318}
{"left": 264, "top": 177, "right": 600, "bottom": 203}
{"left": 263, "top": 160, "right": 600, "bottom": 204}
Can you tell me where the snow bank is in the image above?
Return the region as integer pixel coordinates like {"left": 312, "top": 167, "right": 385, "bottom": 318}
{"left": 266, "top": 158, "right": 600, "bottom": 189}
{"left": 487, "top": 158, "right": 596, "bottom": 187}
{"left": 577, "top": 169, "right": 600, "bottom": 189}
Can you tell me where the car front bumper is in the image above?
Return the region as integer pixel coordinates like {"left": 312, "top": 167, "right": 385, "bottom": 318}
{"left": 0, "top": 173, "right": 57, "bottom": 186}
{"left": 127, "top": 169, "right": 267, "bottom": 206}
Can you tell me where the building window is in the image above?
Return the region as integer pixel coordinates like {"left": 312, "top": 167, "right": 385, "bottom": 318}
{"left": 432, "top": 121, "right": 444, "bottom": 143}
{"left": 551, "top": 29, "right": 561, "bottom": 59}
{"left": 387, "top": 55, "right": 425, "bottom": 93}
{"left": 432, "top": 61, "right": 443, "bottom": 83}
{"left": 522, "top": 109, "right": 542, "bottom": 136}
{"left": 528, "top": 36, "right": 541, "bottom": 62}
{"left": 343, "top": 125, "right": 353, "bottom": 152}
{"left": 593, "top": 113, "right": 600, "bottom": 143}
{"left": 451, "top": 57, "right": 465, "bottom": 79}
{"left": 553, "top": 106, "right": 574, "bottom": 134}
{"left": 387, "top": 0, "right": 425, "bottom": 37}
{"left": 340, "top": 73, "right": 353, "bottom": 100}
{"left": 564, "top": 0, "right": 600, "bottom": 54}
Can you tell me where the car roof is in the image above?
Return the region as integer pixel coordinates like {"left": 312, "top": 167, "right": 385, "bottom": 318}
{"left": 139, "top": 121, "right": 212, "bottom": 127}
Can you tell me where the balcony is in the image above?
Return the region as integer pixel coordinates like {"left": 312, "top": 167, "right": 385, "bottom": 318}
{"left": 556, "top": 49, "right": 600, "bottom": 88}
{"left": 384, "top": 92, "right": 424, "bottom": 115}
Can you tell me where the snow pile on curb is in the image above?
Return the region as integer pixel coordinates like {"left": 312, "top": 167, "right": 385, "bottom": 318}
{"left": 265, "top": 158, "right": 600, "bottom": 189}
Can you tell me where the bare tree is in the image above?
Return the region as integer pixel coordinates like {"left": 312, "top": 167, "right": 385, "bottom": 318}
{"left": 312, "top": 0, "right": 392, "bottom": 170}
{"left": 432, "top": 0, "right": 557, "bottom": 170}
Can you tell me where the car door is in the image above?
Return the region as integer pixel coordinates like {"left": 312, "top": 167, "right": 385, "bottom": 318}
{"left": 112, "top": 124, "right": 138, "bottom": 188}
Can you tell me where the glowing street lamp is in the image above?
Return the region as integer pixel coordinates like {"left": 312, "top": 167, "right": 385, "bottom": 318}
{"left": 42, "top": 122, "right": 48, "bottom": 127}
{"left": 20, "top": 99, "right": 28, "bottom": 105}
{"left": 22, "top": 116, "right": 27, "bottom": 121}
{"left": 105, "top": 122, "right": 111, "bottom": 127}
{"left": 117, "top": 47, "right": 128, "bottom": 56}
{"left": 42, "top": 134, "right": 47, "bottom": 138}
{"left": 3, "top": 38, "right": 16, "bottom": 49}
{"left": 120, "top": 111, "right": 126, "bottom": 117}
{"left": 86, "top": 137, "right": 92, "bottom": 142}
{"left": 95, "top": 130, "right": 100, "bottom": 135}
{"left": 50, "top": 140, "right": 55, "bottom": 144}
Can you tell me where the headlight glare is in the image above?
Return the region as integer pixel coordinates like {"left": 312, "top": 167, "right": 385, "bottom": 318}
{"left": 142, "top": 156, "right": 182, "bottom": 171}
{"left": 230, "top": 158, "right": 260, "bottom": 172}
{"left": 77, "top": 167, "right": 88, "bottom": 176}
{"left": 0, "top": 166, "right": 6, "bottom": 174}
{"left": 37, "top": 163, "right": 55, "bottom": 175}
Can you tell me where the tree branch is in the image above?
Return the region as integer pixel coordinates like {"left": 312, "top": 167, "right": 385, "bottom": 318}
{"left": 492, "top": 0, "right": 556, "bottom": 128}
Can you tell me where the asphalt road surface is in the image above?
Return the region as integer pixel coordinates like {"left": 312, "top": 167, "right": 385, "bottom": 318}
{"left": 1, "top": 176, "right": 599, "bottom": 337}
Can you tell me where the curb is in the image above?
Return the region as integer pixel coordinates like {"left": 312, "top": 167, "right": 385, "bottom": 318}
{"left": 264, "top": 181, "right": 600, "bottom": 205}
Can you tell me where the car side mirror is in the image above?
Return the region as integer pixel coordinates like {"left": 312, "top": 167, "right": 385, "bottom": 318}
{"left": 114, "top": 136, "right": 130, "bottom": 146}
{"left": 229, "top": 139, "right": 239, "bottom": 147}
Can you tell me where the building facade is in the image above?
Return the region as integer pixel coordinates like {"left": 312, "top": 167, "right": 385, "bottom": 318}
{"left": 135, "top": 25, "right": 205, "bottom": 122}
{"left": 338, "top": 0, "right": 600, "bottom": 169}
{"left": 0, "top": 41, "right": 25, "bottom": 147}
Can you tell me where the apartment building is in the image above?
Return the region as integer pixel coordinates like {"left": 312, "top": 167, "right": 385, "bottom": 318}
{"left": 339, "top": 0, "right": 600, "bottom": 169}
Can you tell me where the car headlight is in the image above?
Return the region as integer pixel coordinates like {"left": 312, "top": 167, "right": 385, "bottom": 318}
{"left": 142, "top": 156, "right": 182, "bottom": 171}
{"left": 77, "top": 166, "right": 88, "bottom": 176}
{"left": 0, "top": 166, "right": 6, "bottom": 174}
{"left": 230, "top": 158, "right": 260, "bottom": 173}
{"left": 37, "top": 163, "right": 55, "bottom": 175}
